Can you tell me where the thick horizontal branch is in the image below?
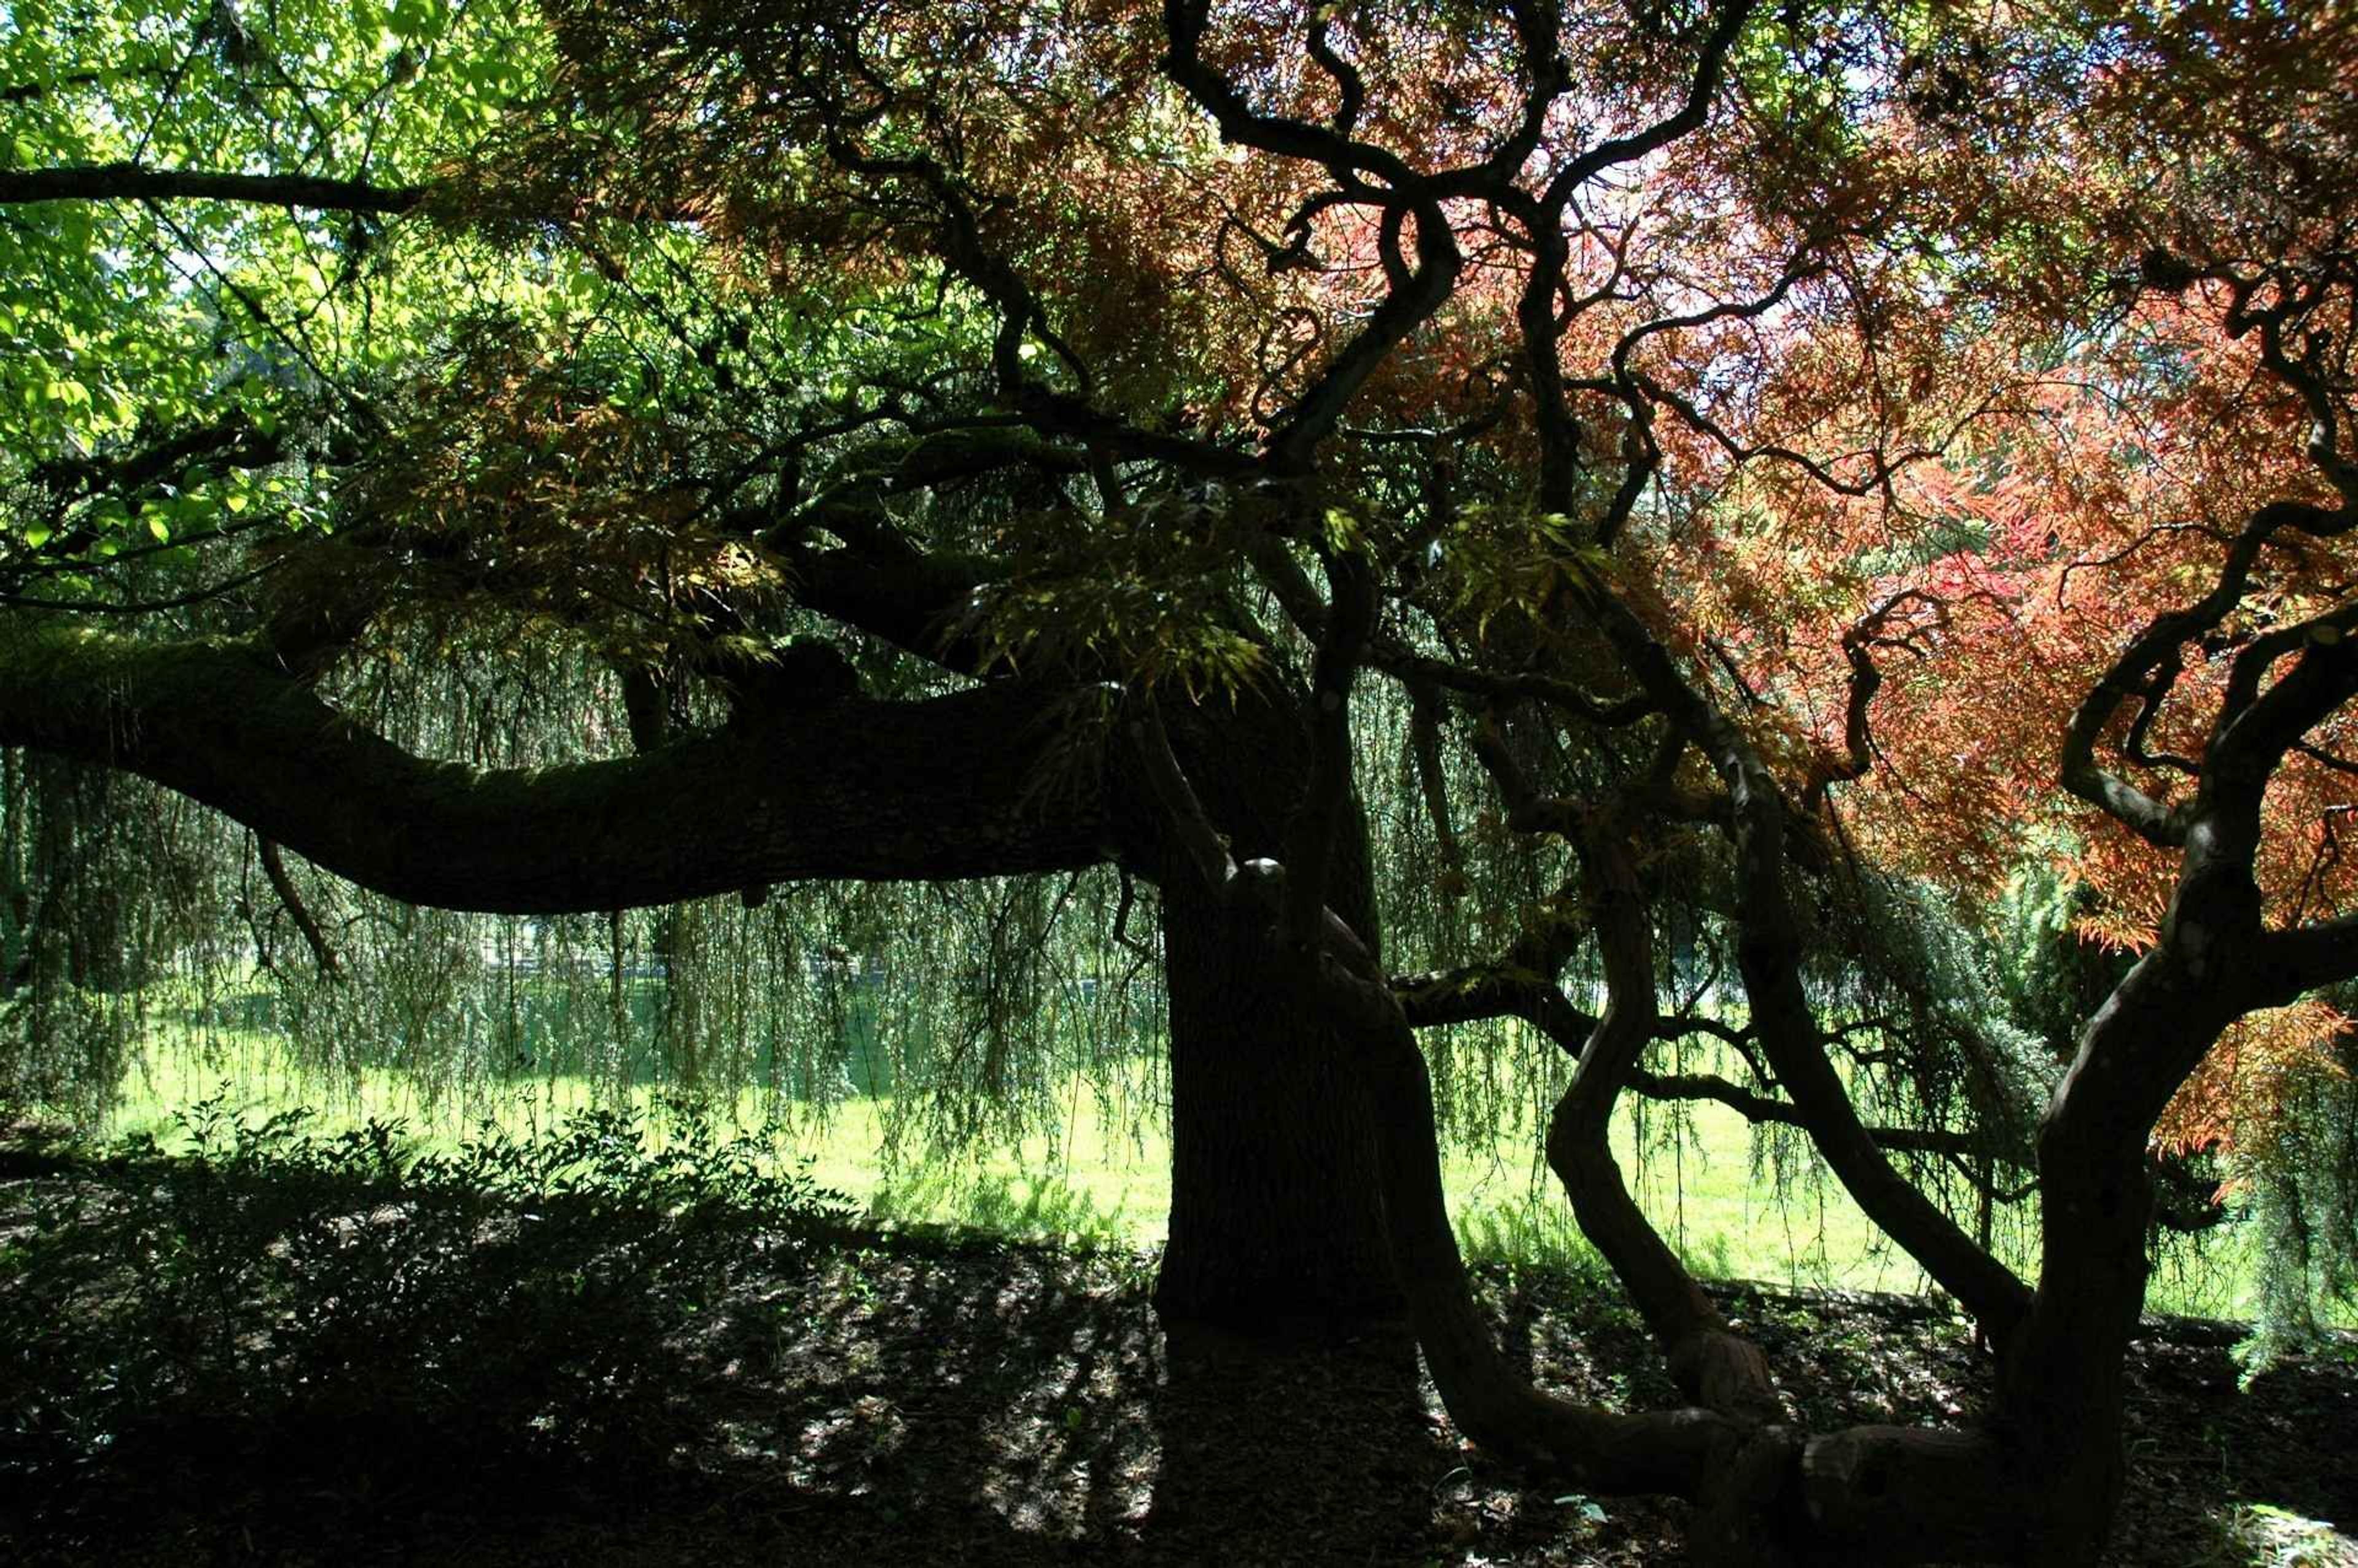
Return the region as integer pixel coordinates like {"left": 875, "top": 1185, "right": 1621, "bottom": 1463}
{"left": 0, "top": 627, "right": 1114, "bottom": 913}
{"left": 0, "top": 162, "right": 424, "bottom": 213}
{"left": 1392, "top": 962, "right": 1601, "bottom": 1048}
{"left": 1391, "top": 877, "right": 1595, "bottom": 1037}
{"left": 2254, "top": 911, "right": 2358, "bottom": 999}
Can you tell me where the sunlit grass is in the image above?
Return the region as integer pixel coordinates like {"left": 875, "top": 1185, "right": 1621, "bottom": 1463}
{"left": 79, "top": 1021, "right": 2252, "bottom": 1316}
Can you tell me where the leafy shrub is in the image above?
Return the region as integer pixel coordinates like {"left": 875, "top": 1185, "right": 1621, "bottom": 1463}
{"left": 0, "top": 1090, "right": 852, "bottom": 1508}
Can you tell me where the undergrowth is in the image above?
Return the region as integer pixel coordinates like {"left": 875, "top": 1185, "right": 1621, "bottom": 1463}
{"left": 1454, "top": 1193, "right": 1609, "bottom": 1281}
{"left": 0, "top": 1091, "right": 852, "bottom": 1512}
{"left": 866, "top": 1161, "right": 1137, "bottom": 1249}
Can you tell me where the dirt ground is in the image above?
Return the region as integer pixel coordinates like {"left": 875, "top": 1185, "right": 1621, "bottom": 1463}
{"left": 4, "top": 1211, "right": 2352, "bottom": 1568}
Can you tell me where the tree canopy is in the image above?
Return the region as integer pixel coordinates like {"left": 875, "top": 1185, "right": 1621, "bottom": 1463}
{"left": 4, "top": 0, "right": 2357, "bottom": 1561}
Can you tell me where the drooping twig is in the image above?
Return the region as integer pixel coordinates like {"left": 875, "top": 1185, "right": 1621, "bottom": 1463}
{"left": 258, "top": 838, "right": 340, "bottom": 980}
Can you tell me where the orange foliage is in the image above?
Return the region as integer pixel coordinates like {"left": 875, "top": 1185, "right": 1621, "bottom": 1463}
{"left": 460, "top": 0, "right": 2358, "bottom": 1154}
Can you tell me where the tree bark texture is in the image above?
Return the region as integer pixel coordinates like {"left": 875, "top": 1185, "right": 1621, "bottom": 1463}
{"left": 1996, "top": 942, "right": 2241, "bottom": 1560}
{"left": 1146, "top": 688, "right": 1402, "bottom": 1326}
{"left": 0, "top": 629, "right": 1118, "bottom": 909}
{"left": 1348, "top": 953, "right": 2050, "bottom": 1565}
{"left": 1154, "top": 867, "right": 1401, "bottom": 1325}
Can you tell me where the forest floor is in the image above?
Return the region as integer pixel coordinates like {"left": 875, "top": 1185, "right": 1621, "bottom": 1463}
{"left": 1, "top": 1133, "right": 2353, "bottom": 1566}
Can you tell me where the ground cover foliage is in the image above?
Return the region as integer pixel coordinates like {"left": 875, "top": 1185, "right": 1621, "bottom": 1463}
{"left": 1, "top": 1113, "right": 2351, "bottom": 1568}
{"left": 0, "top": 1098, "right": 851, "bottom": 1488}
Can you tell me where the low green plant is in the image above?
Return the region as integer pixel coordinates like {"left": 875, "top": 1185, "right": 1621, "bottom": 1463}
{"left": 866, "top": 1160, "right": 1134, "bottom": 1249}
{"left": 1454, "top": 1194, "right": 1608, "bottom": 1283}
{"left": 0, "top": 1088, "right": 853, "bottom": 1508}
{"left": 2190, "top": 1503, "right": 2354, "bottom": 1568}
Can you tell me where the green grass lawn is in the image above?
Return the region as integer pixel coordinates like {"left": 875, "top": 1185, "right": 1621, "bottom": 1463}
{"left": 86, "top": 1021, "right": 2255, "bottom": 1319}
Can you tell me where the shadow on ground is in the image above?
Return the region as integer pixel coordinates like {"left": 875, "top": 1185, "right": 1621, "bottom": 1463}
{"left": 2, "top": 1181, "right": 2352, "bottom": 1566}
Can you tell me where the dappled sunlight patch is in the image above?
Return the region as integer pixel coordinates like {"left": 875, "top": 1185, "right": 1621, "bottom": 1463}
{"left": 787, "top": 1394, "right": 909, "bottom": 1494}
{"left": 968, "top": 1277, "right": 1162, "bottom": 1537}
{"left": 2201, "top": 1504, "right": 2355, "bottom": 1568}
{"left": 6, "top": 1113, "right": 2357, "bottom": 1566}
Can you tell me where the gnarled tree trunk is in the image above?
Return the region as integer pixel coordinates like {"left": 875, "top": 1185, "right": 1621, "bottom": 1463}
{"left": 1156, "top": 866, "right": 1399, "bottom": 1325}
{"left": 1147, "top": 686, "right": 1402, "bottom": 1326}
